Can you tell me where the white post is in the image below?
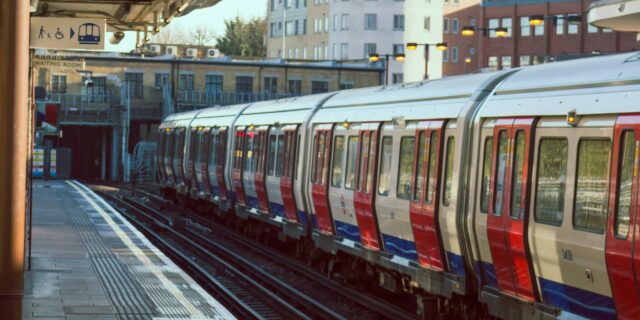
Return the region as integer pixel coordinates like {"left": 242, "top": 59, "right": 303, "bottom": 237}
{"left": 282, "top": 1, "right": 286, "bottom": 58}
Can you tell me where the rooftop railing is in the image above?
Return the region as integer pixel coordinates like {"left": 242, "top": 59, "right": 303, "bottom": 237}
{"left": 46, "top": 93, "right": 119, "bottom": 125}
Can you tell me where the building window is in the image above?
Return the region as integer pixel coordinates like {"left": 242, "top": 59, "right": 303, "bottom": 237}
{"left": 365, "top": 14, "right": 377, "bottom": 30}
{"left": 452, "top": 18, "right": 459, "bottom": 34}
{"left": 501, "top": 17, "right": 512, "bottom": 37}
{"left": 311, "top": 80, "right": 329, "bottom": 93}
{"left": 488, "top": 56, "right": 498, "bottom": 70}
{"left": 519, "top": 55, "right": 530, "bottom": 66}
{"left": 568, "top": 18, "right": 579, "bottom": 34}
{"left": 443, "top": 49, "right": 449, "bottom": 62}
{"left": 534, "top": 20, "right": 544, "bottom": 36}
{"left": 393, "top": 44, "right": 404, "bottom": 55}
{"left": 444, "top": 18, "right": 450, "bottom": 33}
{"left": 333, "top": 14, "right": 338, "bottom": 31}
{"left": 364, "top": 43, "right": 377, "bottom": 57}
{"left": 424, "top": 16, "right": 431, "bottom": 31}
{"left": 451, "top": 47, "right": 459, "bottom": 63}
{"left": 341, "top": 14, "right": 349, "bottom": 30}
{"left": 125, "top": 72, "right": 143, "bottom": 98}
{"left": 81, "top": 76, "right": 107, "bottom": 102}
{"left": 392, "top": 73, "right": 403, "bottom": 84}
{"left": 556, "top": 15, "right": 565, "bottom": 35}
{"left": 588, "top": 24, "right": 599, "bottom": 33}
{"left": 501, "top": 56, "right": 512, "bottom": 69}
{"left": 488, "top": 18, "right": 499, "bottom": 38}
{"left": 264, "top": 76, "right": 278, "bottom": 94}
{"left": 154, "top": 73, "right": 169, "bottom": 90}
{"left": 340, "top": 82, "right": 354, "bottom": 90}
{"left": 393, "top": 14, "right": 405, "bottom": 30}
{"left": 288, "top": 79, "right": 302, "bottom": 95}
{"left": 51, "top": 74, "right": 67, "bottom": 93}
{"left": 303, "top": 18, "right": 307, "bottom": 34}
{"left": 205, "top": 75, "right": 223, "bottom": 94}
{"left": 520, "top": 16, "right": 530, "bottom": 37}
{"left": 178, "top": 74, "right": 194, "bottom": 91}
{"left": 341, "top": 43, "right": 349, "bottom": 59}
{"left": 324, "top": 16, "right": 329, "bottom": 32}
{"left": 235, "top": 76, "right": 253, "bottom": 94}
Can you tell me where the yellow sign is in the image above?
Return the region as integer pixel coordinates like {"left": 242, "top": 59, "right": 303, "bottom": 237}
{"left": 33, "top": 55, "right": 85, "bottom": 71}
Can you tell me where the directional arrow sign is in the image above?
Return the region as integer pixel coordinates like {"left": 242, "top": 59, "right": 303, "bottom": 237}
{"left": 30, "top": 17, "right": 105, "bottom": 50}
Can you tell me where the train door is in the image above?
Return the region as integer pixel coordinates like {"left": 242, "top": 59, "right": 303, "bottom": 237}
{"left": 409, "top": 120, "right": 446, "bottom": 271}
{"left": 328, "top": 124, "right": 360, "bottom": 242}
{"left": 195, "top": 128, "right": 211, "bottom": 196}
{"left": 173, "top": 128, "right": 186, "bottom": 187}
{"left": 487, "top": 117, "right": 536, "bottom": 301}
{"left": 280, "top": 127, "right": 299, "bottom": 222}
{"left": 164, "top": 129, "right": 175, "bottom": 185}
{"left": 311, "top": 124, "right": 334, "bottom": 234}
{"left": 208, "top": 128, "right": 228, "bottom": 200}
{"left": 253, "top": 128, "right": 270, "bottom": 213}
{"left": 354, "top": 123, "right": 383, "bottom": 249}
{"left": 187, "top": 128, "right": 198, "bottom": 192}
{"left": 606, "top": 114, "right": 640, "bottom": 319}
{"left": 157, "top": 130, "right": 165, "bottom": 183}
{"left": 242, "top": 127, "right": 260, "bottom": 209}
{"left": 232, "top": 127, "right": 247, "bottom": 205}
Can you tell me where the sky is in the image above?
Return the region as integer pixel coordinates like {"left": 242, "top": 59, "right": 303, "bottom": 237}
{"left": 106, "top": 0, "right": 267, "bottom": 52}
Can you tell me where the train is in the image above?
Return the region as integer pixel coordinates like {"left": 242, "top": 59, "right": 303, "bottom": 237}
{"left": 157, "top": 51, "right": 640, "bottom": 320}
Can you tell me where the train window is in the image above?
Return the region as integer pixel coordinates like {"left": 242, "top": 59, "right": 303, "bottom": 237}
{"left": 574, "top": 139, "right": 611, "bottom": 233}
{"left": 244, "top": 132, "right": 255, "bottom": 173}
{"left": 189, "top": 130, "right": 197, "bottom": 165}
{"left": 366, "top": 132, "right": 377, "bottom": 194}
{"left": 276, "top": 135, "right": 285, "bottom": 177}
{"left": 615, "top": 131, "right": 635, "bottom": 238}
{"left": 510, "top": 130, "right": 526, "bottom": 218}
{"left": 397, "top": 136, "right": 415, "bottom": 200}
{"left": 534, "top": 138, "right": 568, "bottom": 226}
{"left": 209, "top": 133, "right": 218, "bottom": 171}
{"left": 413, "top": 132, "right": 427, "bottom": 201}
{"left": 331, "top": 136, "right": 345, "bottom": 187}
{"left": 287, "top": 132, "right": 297, "bottom": 178}
{"left": 254, "top": 132, "right": 264, "bottom": 173}
{"left": 494, "top": 130, "right": 508, "bottom": 216}
{"left": 358, "top": 133, "right": 371, "bottom": 192}
{"left": 268, "top": 135, "right": 277, "bottom": 176}
{"left": 311, "top": 134, "right": 319, "bottom": 184}
{"left": 480, "top": 137, "right": 493, "bottom": 213}
{"left": 344, "top": 136, "right": 359, "bottom": 190}
{"left": 316, "top": 133, "right": 327, "bottom": 184}
{"left": 378, "top": 137, "right": 393, "bottom": 196}
{"left": 426, "top": 131, "right": 439, "bottom": 204}
{"left": 443, "top": 137, "right": 455, "bottom": 207}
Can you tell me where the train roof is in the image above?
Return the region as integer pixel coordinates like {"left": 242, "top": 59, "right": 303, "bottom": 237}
{"left": 479, "top": 51, "right": 640, "bottom": 118}
{"left": 190, "top": 103, "right": 251, "bottom": 128}
{"left": 234, "top": 93, "right": 335, "bottom": 126}
{"left": 159, "top": 109, "right": 202, "bottom": 129}
{"left": 313, "top": 71, "right": 509, "bottom": 123}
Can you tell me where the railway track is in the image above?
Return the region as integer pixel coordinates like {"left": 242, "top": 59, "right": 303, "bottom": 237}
{"left": 94, "top": 183, "right": 419, "bottom": 319}
{"left": 97, "top": 190, "right": 345, "bottom": 320}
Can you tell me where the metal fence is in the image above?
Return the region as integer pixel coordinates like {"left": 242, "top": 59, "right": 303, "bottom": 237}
{"left": 46, "top": 93, "right": 119, "bottom": 125}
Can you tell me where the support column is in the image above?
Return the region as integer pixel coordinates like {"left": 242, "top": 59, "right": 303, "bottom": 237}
{"left": 111, "top": 126, "right": 121, "bottom": 181}
{"left": 101, "top": 128, "right": 107, "bottom": 181}
{"left": 0, "top": 1, "right": 29, "bottom": 319}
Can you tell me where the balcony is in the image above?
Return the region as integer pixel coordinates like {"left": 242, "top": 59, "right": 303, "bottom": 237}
{"left": 175, "top": 91, "right": 300, "bottom": 112}
{"left": 588, "top": 0, "right": 640, "bottom": 32}
{"left": 46, "top": 93, "right": 119, "bottom": 125}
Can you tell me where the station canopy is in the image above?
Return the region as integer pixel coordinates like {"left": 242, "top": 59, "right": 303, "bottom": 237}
{"left": 30, "top": 0, "right": 221, "bottom": 32}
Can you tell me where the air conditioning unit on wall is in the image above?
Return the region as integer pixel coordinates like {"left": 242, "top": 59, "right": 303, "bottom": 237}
{"left": 149, "top": 45, "right": 161, "bottom": 53}
{"left": 166, "top": 46, "right": 177, "bottom": 56}
{"left": 206, "top": 48, "right": 220, "bottom": 58}
{"left": 186, "top": 48, "right": 197, "bottom": 58}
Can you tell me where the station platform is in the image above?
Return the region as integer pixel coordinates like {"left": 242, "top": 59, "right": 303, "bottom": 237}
{"left": 23, "top": 180, "right": 235, "bottom": 320}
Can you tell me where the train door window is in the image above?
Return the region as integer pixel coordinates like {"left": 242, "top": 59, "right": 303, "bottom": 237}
{"left": 315, "top": 133, "right": 327, "bottom": 184}
{"left": 574, "top": 139, "right": 611, "bottom": 232}
{"left": 358, "top": 133, "right": 371, "bottom": 192}
{"left": 189, "top": 130, "right": 197, "bottom": 163}
{"left": 268, "top": 135, "right": 277, "bottom": 176}
{"left": 397, "top": 136, "right": 415, "bottom": 200}
{"left": 276, "top": 135, "right": 286, "bottom": 177}
{"left": 378, "top": 136, "right": 393, "bottom": 196}
{"left": 244, "top": 133, "right": 254, "bottom": 173}
{"left": 176, "top": 130, "right": 186, "bottom": 164}
{"left": 442, "top": 137, "right": 455, "bottom": 206}
{"left": 209, "top": 133, "right": 218, "bottom": 170}
{"left": 511, "top": 130, "right": 526, "bottom": 218}
{"left": 287, "top": 132, "right": 297, "bottom": 178}
{"left": 165, "top": 132, "right": 173, "bottom": 161}
{"left": 311, "top": 134, "right": 319, "bottom": 184}
{"left": 254, "top": 132, "right": 264, "bottom": 173}
{"left": 331, "top": 136, "right": 345, "bottom": 187}
{"left": 615, "top": 131, "right": 636, "bottom": 238}
{"left": 366, "top": 132, "right": 376, "bottom": 194}
{"left": 534, "top": 138, "right": 568, "bottom": 226}
{"left": 413, "top": 132, "right": 427, "bottom": 201}
{"left": 426, "top": 131, "right": 439, "bottom": 204}
{"left": 234, "top": 131, "right": 245, "bottom": 171}
{"left": 344, "top": 136, "right": 359, "bottom": 190}
{"left": 282, "top": 133, "right": 290, "bottom": 178}
{"left": 494, "top": 130, "right": 508, "bottom": 216}
{"left": 480, "top": 137, "right": 494, "bottom": 213}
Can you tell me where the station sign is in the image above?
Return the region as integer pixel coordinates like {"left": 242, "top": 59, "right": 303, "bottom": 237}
{"left": 30, "top": 18, "right": 106, "bottom": 50}
{"left": 33, "top": 55, "right": 85, "bottom": 72}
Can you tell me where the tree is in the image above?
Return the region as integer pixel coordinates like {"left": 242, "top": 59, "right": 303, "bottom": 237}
{"left": 216, "top": 17, "right": 266, "bottom": 57}
{"left": 190, "top": 25, "right": 216, "bottom": 46}
{"left": 151, "top": 25, "right": 187, "bottom": 45}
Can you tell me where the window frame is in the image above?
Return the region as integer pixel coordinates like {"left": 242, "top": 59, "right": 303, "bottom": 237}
{"left": 533, "top": 137, "right": 569, "bottom": 227}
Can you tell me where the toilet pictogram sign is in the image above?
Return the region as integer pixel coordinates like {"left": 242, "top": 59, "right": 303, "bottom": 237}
{"left": 31, "top": 18, "right": 105, "bottom": 50}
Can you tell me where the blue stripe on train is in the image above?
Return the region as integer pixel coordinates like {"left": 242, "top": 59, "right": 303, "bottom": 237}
{"left": 446, "top": 252, "right": 466, "bottom": 277}
{"left": 269, "top": 202, "right": 285, "bottom": 218}
{"left": 298, "top": 210, "right": 307, "bottom": 226}
{"left": 476, "top": 260, "right": 498, "bottom": 288}
{"left": 335, "top": 220, "right": 361, "bottom": 243}
{"left": 246, "top": 196, "right": 259, "bottom": 210}
{"left": 539, "top": 277, "right": 616, "bottom": 320}
{"left": 310, "top": 214, "right": 318, "bottom": 229}
{"left": 381, "top": 234, "right": 418, "bottom": 261}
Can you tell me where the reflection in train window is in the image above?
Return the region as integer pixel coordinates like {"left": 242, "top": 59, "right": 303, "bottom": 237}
{"left": 244, "top": 133, "right": 255, "bottom": 173}
{"left": 443, "top": 137, "right": 455, "bottom": 207}
{"left": 511, "top": 130, "right": 526, "bottom": 218}
{"left": 268, "top": 135, "right": 277, "bottom": 176}
{"left": 574, "top": 139, "right": 610, "bottom": 233}
{"left": 344, "top": 136, "right": 359, "bottom": 190}
{"left": 378, "top": 137, "right": 393, "bottom": 196}
{"left": 535, "top": 138, "right": 568, "bottom": 226}
{"left": 494, "top": 131, "right": 508, "bottom": 216}
{"left": 616, "top": 131, "right": 635, "bottom": 238}
{"left": 397, "top": 137, "right": 415, "bottom": 200}
{"left": 480, "top": 137, "right": 493, "bottom": 213}
{"left": 358, "top": 133, "right": 371, "bottom": 192}
{"left": 276, "top": 135, "right": 285, "bottom": 177}
{"left": 426, "top": 131, "right": 439, "bottom": 204}
{"left": 331, "top": 136, "right": 345, "bottom": 187}
{"left": 366, "top": 133, "right": 376, "bottom": 194}
{"left": 414, "top": 132, "right": 427, "bottom": 201}
{"left": 310, "top": 134, "right": 319, "bottom": 183}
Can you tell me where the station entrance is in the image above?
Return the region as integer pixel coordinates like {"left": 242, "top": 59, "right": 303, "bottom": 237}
{"left": 58, "top": 125, "right": 113, "bottom": 180}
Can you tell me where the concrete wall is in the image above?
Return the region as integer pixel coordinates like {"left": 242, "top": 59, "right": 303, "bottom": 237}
{"left": 403, "top": 0, "right": 445, "bottom": 81}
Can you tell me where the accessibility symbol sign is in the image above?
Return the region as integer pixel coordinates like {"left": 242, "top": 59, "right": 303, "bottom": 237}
{"left": 31, "top": 18, "right": 105, "bottom": 50}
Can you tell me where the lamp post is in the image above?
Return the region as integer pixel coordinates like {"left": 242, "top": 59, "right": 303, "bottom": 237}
{"left": 528, "top": 14, "right": 582, "bottom": 61}
{"left": 369, "top": 53, "right": 406, "bottom": 85}
{"left": 405, "top": 42, "right": 448, "bottom": 80}
{"left": 461, "top": 26, "right": 509, "bottom": 37}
